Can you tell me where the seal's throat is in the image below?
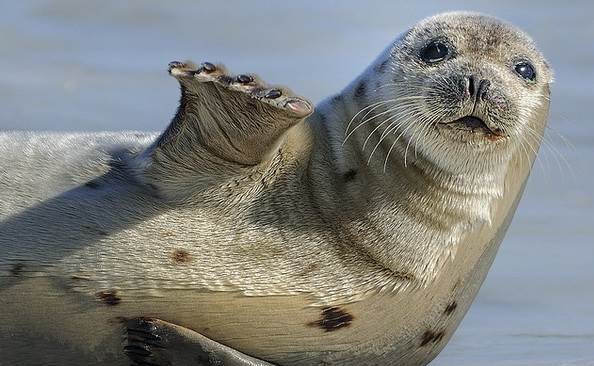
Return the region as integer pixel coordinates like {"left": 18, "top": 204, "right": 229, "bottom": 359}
{"left": 312, "top": 91, "right": 509, "bottom": 288}
{"left": 350, "top": 162, "right": 505, "bottom": 288}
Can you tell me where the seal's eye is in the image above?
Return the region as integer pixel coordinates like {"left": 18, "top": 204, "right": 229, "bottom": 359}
{"left": 420, "top": 41, "right": 449, "bottom": 63}
{"left": 514, "top": 62, "right": 536, "bottom": 81}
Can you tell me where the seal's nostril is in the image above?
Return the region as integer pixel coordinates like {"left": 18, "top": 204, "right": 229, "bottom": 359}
{"left": 478, "top": 79, "right": 491, "bottom": 101}
{"left": 467, "top": 76, "right": 476, "bottom": 98}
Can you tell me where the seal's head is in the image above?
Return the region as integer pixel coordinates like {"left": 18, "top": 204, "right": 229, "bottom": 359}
{"left": 380, "top": 12, "right": 552, "bottom": 173}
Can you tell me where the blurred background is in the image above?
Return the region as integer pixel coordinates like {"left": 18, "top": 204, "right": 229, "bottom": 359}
{"left": 1, "top": 1, "right": 592, "bottom": 364}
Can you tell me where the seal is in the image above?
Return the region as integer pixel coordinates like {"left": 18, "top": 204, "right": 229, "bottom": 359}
{"left": 0, "top": 11, "right": 551, "bottom": 366}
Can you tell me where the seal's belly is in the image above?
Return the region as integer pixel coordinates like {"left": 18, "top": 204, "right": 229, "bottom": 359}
{"left": 0, "top": 276, "right": 361, "bottom": 365}
{"left": 0, "top": 273, "right": 466, "bottom": 366}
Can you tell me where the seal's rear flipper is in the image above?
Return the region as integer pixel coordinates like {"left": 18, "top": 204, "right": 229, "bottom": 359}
{"left": 139, "top": 61, "right": 312, "bottom": 189}
{"left": 125, "top": 318, "right": 276, "bottom": 366}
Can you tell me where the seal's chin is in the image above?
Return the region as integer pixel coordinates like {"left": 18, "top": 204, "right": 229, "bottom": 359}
{"left": 436, "top": 116, "right": 506, "bottom": 142}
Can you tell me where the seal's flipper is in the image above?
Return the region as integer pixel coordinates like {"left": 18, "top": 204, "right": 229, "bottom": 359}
{"left": 125, "top": 318, "right": 277, "bottom": 366}
{"left": 148, "top": 61, "right": 312, "bottom": 169}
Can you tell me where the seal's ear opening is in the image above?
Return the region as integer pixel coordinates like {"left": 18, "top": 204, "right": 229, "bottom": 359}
{"left": 133, "top": 60, "right": 312, "bottom": 195}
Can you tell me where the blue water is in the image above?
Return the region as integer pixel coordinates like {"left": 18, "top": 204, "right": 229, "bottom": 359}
{"left": 1, "top": 1, "right": 593, "bottom": 364}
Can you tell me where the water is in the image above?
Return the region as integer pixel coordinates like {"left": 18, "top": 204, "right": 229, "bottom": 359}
{"left": 1, "top": 1, "right": 593, "bottom": 364}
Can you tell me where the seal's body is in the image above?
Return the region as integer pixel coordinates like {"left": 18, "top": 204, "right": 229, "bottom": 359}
{"left": 0, "top": 12, "right": 551, "bottom": 366}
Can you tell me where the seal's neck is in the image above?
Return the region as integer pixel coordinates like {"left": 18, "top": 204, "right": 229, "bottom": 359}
{"left": 307, "top": 76, "right": 509, "bottom": 286}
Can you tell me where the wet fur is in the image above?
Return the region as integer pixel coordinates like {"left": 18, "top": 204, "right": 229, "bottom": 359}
{"left": 0, "top": 12, "right": 551, "bottom": 366}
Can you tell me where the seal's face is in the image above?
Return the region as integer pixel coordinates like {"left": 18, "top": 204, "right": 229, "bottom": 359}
{"left": 385, "top": 12, "right": 552, "bottom": 171}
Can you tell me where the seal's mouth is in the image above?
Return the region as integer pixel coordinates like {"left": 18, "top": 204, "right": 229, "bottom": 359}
{"left": 438, "top": 116, "right": 505, "bottom": 141}
{"left": 452, "top": 116, "right": 489, "bottom": 129}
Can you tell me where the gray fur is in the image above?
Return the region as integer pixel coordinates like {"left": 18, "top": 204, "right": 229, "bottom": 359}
{"left": 0, "top": 12, "right": 551, "bottom": 366}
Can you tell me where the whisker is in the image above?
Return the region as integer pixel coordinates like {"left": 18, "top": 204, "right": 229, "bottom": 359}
{"left": 384, "top": 120, "right": 417, "bottom": 173}
{"left": 361, "top": 104, "right": 419, "bottom": 150}
{"left": 344, "top": 100, "right": 395, "bottom": 139}
{"left": 367, "top": 117, "right": 411, "bottom": 165}
{"left": 343, "top": 101, "right": 400, "bottom": 145}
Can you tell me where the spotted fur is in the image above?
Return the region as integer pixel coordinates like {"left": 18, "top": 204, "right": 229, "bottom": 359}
{"left": 0, "top": 12, "right": 550, "bottom": 366}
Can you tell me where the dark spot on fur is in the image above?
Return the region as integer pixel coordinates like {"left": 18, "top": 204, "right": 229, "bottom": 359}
{"left": 375, "top": 60, "right": 389, "bottom": 73}
{"left": 434, "top": 331, "right": 445, "bottom": 343}
{"left": 331, "top": 94, "right": 343, "bottom": 105}
{"left": 420, "top": 330, "right": 445, "bottom": 347}
{"left": 444, "top": 301, "right": 458, "bottom": 315}
{"left": 354, "top": 81, "right": 366, "bottom": 99}
{"left": 172, "top": 249, "right": 192, "bottom": 264}
{"left": 96, "top": 289, "right": 121, "bottom": 306}
{"left": 84, "top": 180, "right": 100, "bottom": 189}
{"left": 10, "top": 263, "right": 24, "bottom": 276}
{"left": 343, "top": 169, "right": 357, "bottom": 182}
{"left": 308, "top": 307, "right": 354, "bottom": 332}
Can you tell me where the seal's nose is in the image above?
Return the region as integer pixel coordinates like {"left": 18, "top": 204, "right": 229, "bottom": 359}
{"left": 464, "top": 76, "right": 491, "bottom": 102}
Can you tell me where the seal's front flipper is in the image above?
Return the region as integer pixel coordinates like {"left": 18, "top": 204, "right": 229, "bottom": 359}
{"left": 147, "top": 60, "right": 312, "bottom": 170}
{"left": 125, "top": 317, "right": 277, "bottom": 366}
